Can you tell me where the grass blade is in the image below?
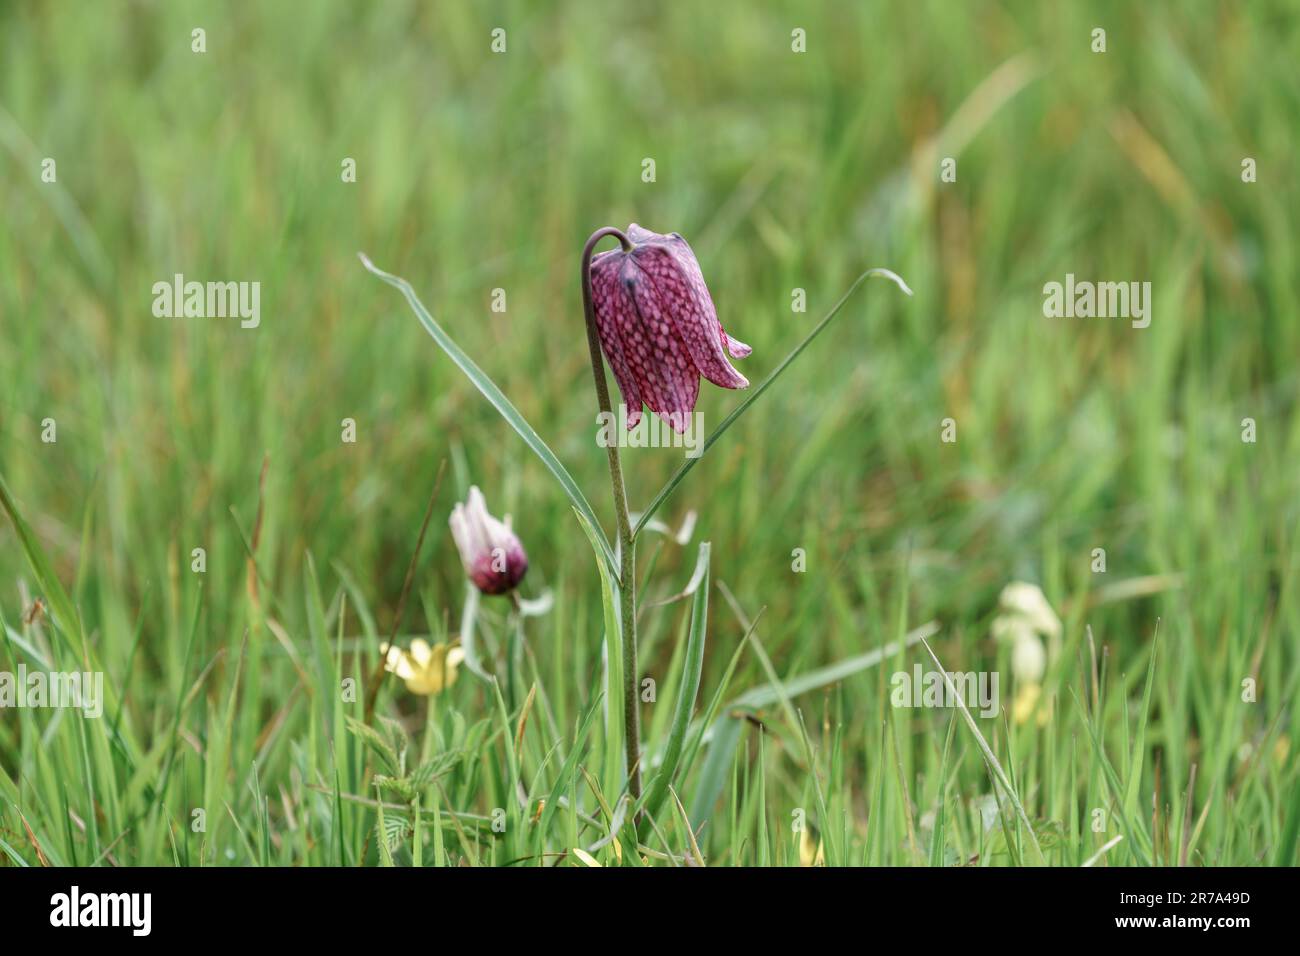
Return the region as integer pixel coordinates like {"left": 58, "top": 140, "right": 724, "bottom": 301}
{"left": 1072, "top": 687, "right": 1155, "bottom": 865}
{"left": 0, "top": 472, "right": 83, "bottom": 650}
{"left": 537, "top": 691, "right": 604, "bottom": 843}
{"left": 920, "top": 637, "right": 1046, "bottom": 864}
{"left": 1124, "top": 621, "right": 1160, "bottom": 815}
{"left": 734, "top": 619, "right": 938, "bottom": 710}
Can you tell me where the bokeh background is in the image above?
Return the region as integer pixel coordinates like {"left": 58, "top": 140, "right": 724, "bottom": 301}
{"left": 1, "top": 0, "right": 1296, "bottom": 865}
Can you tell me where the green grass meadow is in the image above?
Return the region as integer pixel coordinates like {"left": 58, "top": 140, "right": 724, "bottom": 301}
{"left": 1, "top": 1, "right": 1298, "bottom": 867}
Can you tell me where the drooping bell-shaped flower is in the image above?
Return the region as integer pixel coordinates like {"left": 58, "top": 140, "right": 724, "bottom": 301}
{"left": 449, "top": 486, "right": 528, "bottom": 595}
{"left": 589, "top": 224, "right": 751, "bottom": 433}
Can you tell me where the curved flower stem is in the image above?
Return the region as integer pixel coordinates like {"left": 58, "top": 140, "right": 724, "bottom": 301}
{"left": 580, "top": 226, "right": 644, "bottom": 803}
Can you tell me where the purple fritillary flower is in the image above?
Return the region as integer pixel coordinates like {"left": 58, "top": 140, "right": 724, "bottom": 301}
{"left": 449, "top": 486, "right": 528, "bottom": 596}
{"left": 589, "top": 224, "right": 751, "bottom": 433}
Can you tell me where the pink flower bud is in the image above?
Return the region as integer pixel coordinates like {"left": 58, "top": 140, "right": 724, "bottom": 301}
{"left": 448, "top": 486, "right": 528, "bottom": 595}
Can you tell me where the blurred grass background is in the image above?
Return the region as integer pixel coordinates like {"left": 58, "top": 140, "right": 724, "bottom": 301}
{"left": 1, "top": 0, "right": 1297, "bottom": 866}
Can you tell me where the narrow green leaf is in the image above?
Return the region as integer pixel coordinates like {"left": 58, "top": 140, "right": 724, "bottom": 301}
{"left": 537, "top": 691, "right": 603, "bottom": 842}
{"left": 359, "top": 253, "right": 617, "bottom": 576}
{"left": 930, "top": 714, "right": 958, "bottom": 867}
{"left": 1124, "top": 622, "right": 1160, "bottom": 814}
{"left": 488, "top": 676, "right": 522, "bottom": 863}
{"left": 678, "top": 611, "right": 759, "bottom": 779}
{"left": 1275, "top": 775, "right": 1300, "bottom": 866}
{"left": 640, "top": 542, "right": 711, "bottom": 826}
{"left": 0, "top": 836, "right": 30, "bottom": 867}
{"left": 734, "top": 620, "right": 938, "bottom": 710}
{"left": 0, "top": 472, "right": 83, "bottom": 651}
{"left": 633, "top": 267, "right": 912, "bottom": 538}
{"left": 689, "top": 714, "right": 743, "bottom": 830}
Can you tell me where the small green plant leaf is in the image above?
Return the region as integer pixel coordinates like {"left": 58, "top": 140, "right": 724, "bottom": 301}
{"left": 374, "top": 775, "right": 416, "bottom": 801}
{"left": 410, "top": 751, "right": 463, "bottom": 788}
{"left": 345, "top": 716, "right": 399, "bottom": 775}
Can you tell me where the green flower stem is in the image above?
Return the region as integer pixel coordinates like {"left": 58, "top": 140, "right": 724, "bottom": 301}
{"left": 580, "top": 226, "right": 643, "bottom": 804}
{"left": 506, "top": 594, "right": 524, "bottom": 714}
